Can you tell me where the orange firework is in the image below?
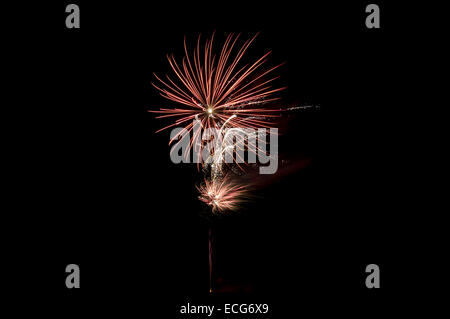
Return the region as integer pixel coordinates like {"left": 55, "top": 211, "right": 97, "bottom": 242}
{"left": 150, "top": 33, "right": 285, "bottom": 147}
{"left": 197, "top": 177, "right": 248, "bottom": 213}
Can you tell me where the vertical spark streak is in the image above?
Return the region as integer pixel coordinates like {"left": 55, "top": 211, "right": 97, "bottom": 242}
{"left": 209, "top": 227, "right": 213, "bottom": 293}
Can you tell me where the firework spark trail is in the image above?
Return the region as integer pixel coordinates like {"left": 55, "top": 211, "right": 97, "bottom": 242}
{"left": 209, "top": 227, "right": 213, "bottom": 293}
{"left": 203, "top": 127, "right": 268, "bottom": 177}
{"left": 150, "top": 33, "right": 286, "bottom": 153}
{"left": 286, "top": 105, "right": 320, "bottom": 111}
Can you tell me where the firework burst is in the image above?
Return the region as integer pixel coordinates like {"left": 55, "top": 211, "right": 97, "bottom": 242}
{"left": 150, "top": 33, "right": 285, "bottom": 148}
{"left": 197, "top": 177, "right": 248, "bottom": 213}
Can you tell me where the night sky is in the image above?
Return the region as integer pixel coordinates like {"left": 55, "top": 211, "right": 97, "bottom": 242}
{"left": 5, "top": 1, "right": 439, "bottom": 317}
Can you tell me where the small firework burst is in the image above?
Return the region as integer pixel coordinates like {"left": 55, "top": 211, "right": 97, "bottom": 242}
{"left": 197, "top": 177, "right": 248, "bottom": 213}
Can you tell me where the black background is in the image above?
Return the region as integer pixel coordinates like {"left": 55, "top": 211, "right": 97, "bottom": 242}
{"left": 5, "top": 0, "right": 442, "bottom": 317}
